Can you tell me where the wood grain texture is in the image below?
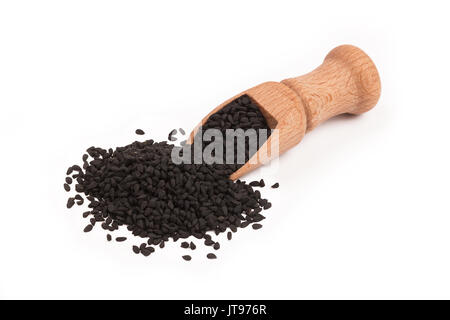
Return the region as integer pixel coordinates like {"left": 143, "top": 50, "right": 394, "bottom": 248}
{"left": 188, "top": 45, "right": 381, "bottom": 180}
{"left": 282, "top": 45, "right": 381, "bottom": 131}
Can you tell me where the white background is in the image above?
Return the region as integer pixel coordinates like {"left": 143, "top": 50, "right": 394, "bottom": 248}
{"left": 1, "top": 0, "right": 449, "bottom": 299}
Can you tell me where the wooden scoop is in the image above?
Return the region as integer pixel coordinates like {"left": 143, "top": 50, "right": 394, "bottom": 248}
{"left": 188, "top": 45, "right": 381, "bottom": 180}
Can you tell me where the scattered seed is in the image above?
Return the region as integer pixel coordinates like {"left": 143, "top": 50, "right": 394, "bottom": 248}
{"left": 213, "top": 242, "right": 220, "bottom": 250}
{"left": 182, "top": 255, "right": 192, "bottom": 261}
{"left": 65, "top": 177, "right": 73, "bottom": 184}
{"left": 227, "top": 231, "right": 232, "bottom": 240}
{"left": 179, "top": 128, "right": 185, "bottom": 135}
{"left": 135, "top": 129, "right": 145, "bottom": 135}
{"left": 67, "top": 198, "right": 75, "bottom": 208}
{"left": 106, "top": 234, "right": 112, "bottom": 241}
{"left": 141, "top": 248, "right": 152, "bottom": 256}
{"left": 190, "top": 242, "right": 196, "bottom": 250}
{"left": 207, "top": 253, "right": 217, "bottom": 259}
{"left": 252, "top": 223, "right": 263, "bottom": 230}
{"left": 115, "top": 237, "right": 127, "bottom": 242}
{"left": 271, "top": 183, "right": 279, "bottom": 188}
{"left": 83, "top": 224, "right": 93, "bottom": 232}
{"left": 132, "top": 245, "right": 140, "bottom": 254}
{"left": 181, "top": 241, "right": 189, "bottom": 249}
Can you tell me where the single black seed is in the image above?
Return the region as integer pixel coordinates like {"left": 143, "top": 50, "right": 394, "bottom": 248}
{"left": 115, "top": 237, "right": 127, "bottom": 242}
{"left": 141, "top": 248, "right": 152, "bottom": 256}
{"left": 259, "top": 179, "right": 265, "bottom": 187}
{"left": 135, "top": 129, "right": 145, "bottom": 135}
{"left": 213, "top": 242, "right": 220, "bottom": 250}
{"left": 227, "top": 231, "right": 232, "bottom": 240}
{"left": 159, "top": 241, "right": 165, "bottom": 248}
{"left": 65, "top": 177, "right": 73, "bottom": 184}
{"left": 132, "top": 245, "right": 140, "bottom": 254}
{"left": 182, "top": 255, "right": 192, "bottom": 261}
{"left": 66, "top": 198, "right": 75, "bottom": 208}
{"left": 82, "top": 211, "right": 90, "bottom": 218}
{"left": 190, "top": 242, "right": 196, "bottom": 250}
{"left": 249, "top": 181, "right": 260, "bottom": 187}
{"left": 271, "top": 183, "right": 279, "bottom": 188}
{"left": 252, "top": 223, "right": 263, "bottom": 230}
{"left": 207, "top": 253, "right": 217, "bottom": 259}
{"left": 107, "top": 234, "right": 112, "bottom": 241}
{"left": 179, "top": 128, "right": 185, "bottom": 135}
{"left": 181, "top": 241, "right": 189, "bottom": 249}
{"left": 84, "top": 224, "right": 93, "bottom": 232}
{"left": 64, "top": 183, "right": 70, "bottom": 192}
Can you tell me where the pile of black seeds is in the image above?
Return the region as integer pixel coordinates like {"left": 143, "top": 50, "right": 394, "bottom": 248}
{"left": 65, "top": 95, "right": 278, "bottom": 261}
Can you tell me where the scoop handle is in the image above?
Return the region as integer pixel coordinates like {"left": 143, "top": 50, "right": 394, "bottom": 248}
{"left": 281, "top": 45, "right": 381, "bottom": 131}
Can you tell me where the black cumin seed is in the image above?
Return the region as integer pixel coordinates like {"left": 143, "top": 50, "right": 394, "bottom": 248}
{"left": 207, "top": 253, "right": 217, "bottom": 259}
{"left": 135, "top": 129, "right": 145, "bottom": 135}
{"left": 190, "top": 242, "right": 196, "bottom": 250}
{"left": 181, "top": 241, "right": 189, "bottom": 248}
{"left": 182, "top": 255, "right": 191, "bottom": 261}
{"left": 271, "top": 183, "right": 279, "bottom": 188}
{"left": 159, "top": 241, "right": 165, "bottom": 248}
{"left": 64, "top": 94, "right": 273, "bottom": 259}
{"left": 259, "top": 179, "right": 265, "bottom": 187}
{"left": 179, "top": 128, "right": 185, "bottom": 135}
{"left": 107, "top": 234, "right": 112, "bottom": 241}
{"left": 132, "top": 245, "right": 140, "bottom": 254}
{"left": 227, "top": 231, "right": 232, "bottom": 240}
{"left": 252, "top": 223, "right": 263, "bottom": 230}
{"left": 141, "top": 248, "right": 152, "bottom": 256}
{"left": 213, "top": 242, "right": 220, "bottom": 250}
{"left": 115, "top": 237, "right": 127, "bottom": 242}
{"left": 64, "top": 184, "right": 70, "bottom": 192}
{"left": 67, "top": 197, "right": 75, "bottom": 208}
{"left": 83, "top": 224, "right": 93, "bottom": 232}
{"left": 249, "top": 181, "right": 260, "bottom": 187}
{"left": 65, "top": 177, "right": 72, "bottom": 184}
